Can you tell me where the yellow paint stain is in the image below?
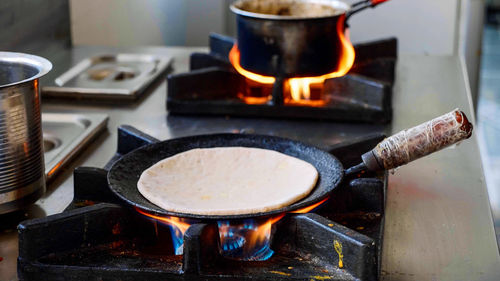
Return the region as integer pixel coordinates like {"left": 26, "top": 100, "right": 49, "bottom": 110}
{"left": 312, "top": 276, "right": 333, "bottom": 280}
{"left": 201, "top": 195, "right": 212, "bottom": 200}
{"left": 334, "top": 240, "right": 344, "bottom": 268}
{"left": 270, "top": 271, "right": 291, "bottom": 276}
{"left": 328, "top": 223, "right": 334, "bottom": 227}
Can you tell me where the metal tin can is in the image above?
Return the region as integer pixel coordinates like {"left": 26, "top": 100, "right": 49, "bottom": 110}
{"left": 0, "top": 52, "right": 52, "bottom": 214}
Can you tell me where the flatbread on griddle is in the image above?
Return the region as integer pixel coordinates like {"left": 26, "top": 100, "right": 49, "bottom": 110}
{"left": 137, "top": 147, "right": 318, "bottom": 215}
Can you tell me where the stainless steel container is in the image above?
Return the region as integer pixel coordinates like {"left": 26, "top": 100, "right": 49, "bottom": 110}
{"left": 0, "top": 52, "right": 52, "bottom": 214}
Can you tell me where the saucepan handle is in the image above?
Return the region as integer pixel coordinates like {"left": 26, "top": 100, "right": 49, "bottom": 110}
{"left": 345, "top": 109, "right": 473, "bottom": 175}
{"left": 346, "top": 0, "right": 391, "bottom": 21}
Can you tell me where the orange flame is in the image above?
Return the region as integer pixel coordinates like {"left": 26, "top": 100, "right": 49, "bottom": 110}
{"left": 247, "top": 214, "right": 285, "bottom": 247}
{"left": 229, "top": 45, "right": 275, "bottom": 84}
{"left": 218, "top": 198, "right": 327, "bottom": 257}
{"left": 229, "top": 15, "right": 355, "bottom": 103}
{"left": 135, "top": 207, "right": 191, "bottom": 235}
{"left": 291, "top": 197, "right": 329, "bottom": 214}
{"left": 239, "top": 95, "right": 272, "bottom": 104}
{"left": 288, "top": 17, "right": 355, "bottom": 101}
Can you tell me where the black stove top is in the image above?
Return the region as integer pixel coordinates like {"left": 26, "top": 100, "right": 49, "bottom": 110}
{"left": 167, "top": 34, "right": 397, "bottom": 123}
{"left": 17, "top": 126, "right": 387, "bottom": 281}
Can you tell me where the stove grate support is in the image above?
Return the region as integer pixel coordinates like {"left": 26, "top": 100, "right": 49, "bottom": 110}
{"left": 167, "top": 34, "right": 397, "bottom": 123}
{"left": 17, "top": 126, "right": 387, "bottom": 281}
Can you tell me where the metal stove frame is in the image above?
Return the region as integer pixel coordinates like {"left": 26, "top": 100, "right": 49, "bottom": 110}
{"left": 167, "top": 34, "right": 397, "bottom": 123}
{"left": 18, "top": 126, "right": 387, "bottom": 281}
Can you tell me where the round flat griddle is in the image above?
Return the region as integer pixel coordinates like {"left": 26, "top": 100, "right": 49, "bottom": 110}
{"left": 107, "top": 134, "right": 344, "bottom": 220}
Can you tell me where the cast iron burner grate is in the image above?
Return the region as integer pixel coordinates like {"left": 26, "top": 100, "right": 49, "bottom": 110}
{"left": 167, "top": 34, "right": 397, "bottom": 123}
{"left": 17, "top": 126, "right": 387, "bottom": 281}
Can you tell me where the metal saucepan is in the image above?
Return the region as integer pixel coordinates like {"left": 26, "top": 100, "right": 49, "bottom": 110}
{"left": 230, "top": 0, "right": 390, "bottom": 78}
{"left": 107, "top": 109, "right": 472, "bottom": 220}
{"left": 0, "top": 52, "right": 52, "bottom": 214}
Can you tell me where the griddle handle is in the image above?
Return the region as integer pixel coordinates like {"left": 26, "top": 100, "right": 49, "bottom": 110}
{"left": 347, "top": 0, "right": 391, "bottom": 21}
{"left": 345, "top": 162, "right": 368, "bottom": 176}
{"left": 359, "top": 109, "right": 473, "bottom": 172}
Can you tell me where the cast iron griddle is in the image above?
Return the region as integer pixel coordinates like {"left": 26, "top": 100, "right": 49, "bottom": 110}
{"left": 107, "top": 134, "right": 344, "bottom": 220}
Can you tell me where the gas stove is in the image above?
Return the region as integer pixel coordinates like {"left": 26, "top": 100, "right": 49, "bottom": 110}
{"left": 3, "top": 45, "right": 491, "bottom": 281}
{"left": 167, "top": 34, "right": 396, "bottom": 123}
{"left": 18, "top": 126, "right": 387, "bottom": 281}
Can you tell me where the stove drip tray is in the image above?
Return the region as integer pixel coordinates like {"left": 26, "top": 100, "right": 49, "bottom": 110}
{"left": 18, "top": 126, "right": 387, "bottom": 281}
{"left": 167, "top": 34, "right": 397, "bottom": 123}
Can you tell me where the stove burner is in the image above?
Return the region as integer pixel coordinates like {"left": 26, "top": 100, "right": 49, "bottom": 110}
{"left": 217, "top": 215, "right": 283, "bottom": 261}
{"left": 167, "top": 33, "right": 397, "bottom": 123}
{"left": 18, "top": 126, "right": 387, "bottom": 280}
{"left": 135, "top": 208, "right": 284, "bottom": 261}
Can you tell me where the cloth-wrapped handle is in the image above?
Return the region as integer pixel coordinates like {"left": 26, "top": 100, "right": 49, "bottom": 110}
{"left": 364, "top": 109, "right": 473, "bottom": 171}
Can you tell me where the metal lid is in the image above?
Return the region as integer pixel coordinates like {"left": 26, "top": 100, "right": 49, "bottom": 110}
{"left": 0, "top": 52, "right": 52, "bottom": 89}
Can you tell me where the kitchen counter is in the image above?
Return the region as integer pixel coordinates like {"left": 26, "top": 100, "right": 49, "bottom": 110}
{"left": 0, "top": 46, "right": 498, "bottom": 280}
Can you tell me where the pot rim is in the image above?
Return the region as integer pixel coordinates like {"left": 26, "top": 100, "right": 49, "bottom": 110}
{"left": 230, "top": 0, "right": 351, "bottom": 20}
{"left": 0, "top": 52, "right": 52, "bottom": 89}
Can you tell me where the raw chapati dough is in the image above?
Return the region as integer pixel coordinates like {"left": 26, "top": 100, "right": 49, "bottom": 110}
{"left": 137, "top": 147, "right": 318, "bottom": 215}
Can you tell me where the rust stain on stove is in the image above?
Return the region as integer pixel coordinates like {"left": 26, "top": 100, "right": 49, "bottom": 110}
{"left": 74, "top": 200, "right": 96, "bottom": 207}
{"left": 270, "top": 270, "right": 291, "bottom": 276}
{"left": 311, "top": 276, "right": 332, "bottom": 280}
{"left": 333, "top": 240, "right": 344, "bottom": 268}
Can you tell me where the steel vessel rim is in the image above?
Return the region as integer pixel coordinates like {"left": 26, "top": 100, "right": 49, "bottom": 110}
{"left": 230, "top": 0, "right": 350, "bottom": 20}
{"left": 0, "top": 52, "right": 52, "bottom": 89}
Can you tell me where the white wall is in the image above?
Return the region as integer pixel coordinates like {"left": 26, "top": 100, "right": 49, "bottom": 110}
{"left": 458, "top": 0, "right": 485, "bottom": 105}
{"left": 71, "top": 0, "right": 461, "bottom": 54}
{"left": 70, "top": 0, "right": 226, "bottom": 46}
{"left": 347, "top": 0, "right": 483, "bottom": 102}
{"left": 70, "top": 0, "right": 481, "bottom": 59}
{"left": 348, "top": 0, "right": 460, "bottom": 55}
